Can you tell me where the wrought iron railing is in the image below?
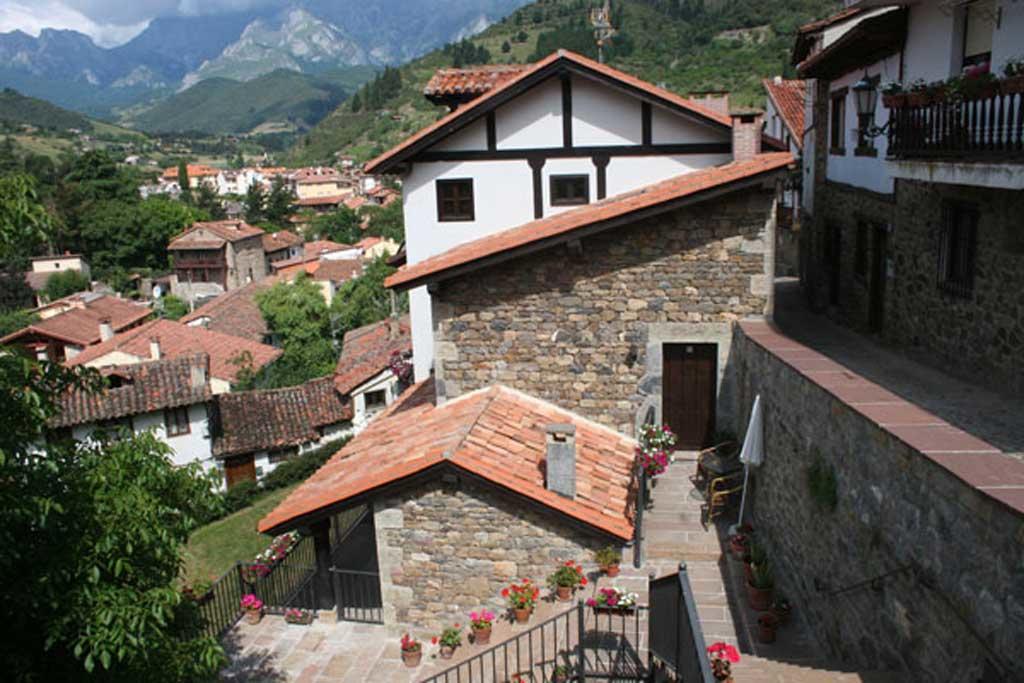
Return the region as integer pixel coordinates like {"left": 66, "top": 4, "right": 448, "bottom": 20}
{"left": 648, "top": 563, "right": 715, "bottom": 683}
{"left": 194, "top": 563, "right": 246, "bottom": 639}
{"left": 887, "top": 89, "right": 1024, "bottom": 159}
{"left": 330, "top": 568, "right": 383, "bottom": 623}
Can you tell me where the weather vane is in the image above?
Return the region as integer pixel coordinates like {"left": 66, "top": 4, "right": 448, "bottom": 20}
{"left": 590, "top": 1, "right": 616, "bottom": 64}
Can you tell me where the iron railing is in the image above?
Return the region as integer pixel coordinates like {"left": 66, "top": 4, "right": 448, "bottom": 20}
{"left": 330, "top": 568, "right": 383, "bottom": 623}
{"left": 194, "top": 562, "right": 246, "bottom": 639}
{"left": 887, "top": 88, "right": 1024, "bottom": 159}
{"left": 648, "top": 563, "right": 715, "bottom": 683}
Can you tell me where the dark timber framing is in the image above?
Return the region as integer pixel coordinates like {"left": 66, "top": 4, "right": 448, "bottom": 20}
{"left": 415, "top": 142, "right": 731, "bottom": 163}
{"left": 561, "top": 72, "right": 573, "bottom": 148}
{"left": 592, "top": 154, "right": 610, "bottom": 200}
{"left": 641, "top": 102, "right": 653, "bottom": 146}
{"left": 486, "top": 112, "right": 496, "bottom": 151}
{"left": 528, "top": 156, "right": 546, "bottom": 219}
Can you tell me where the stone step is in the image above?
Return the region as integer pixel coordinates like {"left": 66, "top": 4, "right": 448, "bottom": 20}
{"left": 731, "top": 656, "right": 905, "bottom": 683}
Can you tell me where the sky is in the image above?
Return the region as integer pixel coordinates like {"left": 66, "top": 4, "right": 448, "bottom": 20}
{"left": 0, "top": 0, "right": 277, "bottom": 47}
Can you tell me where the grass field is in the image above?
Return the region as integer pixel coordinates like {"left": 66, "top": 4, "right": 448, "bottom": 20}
{"left": 182, "top": 484, "right": 298, "bottom": 583}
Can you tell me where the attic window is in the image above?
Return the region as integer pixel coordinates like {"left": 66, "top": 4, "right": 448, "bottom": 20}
{"left": 436, "top": 179, "right": 475, "bottom": 222}
{"left": 550, "top": 175, "right": 590, "bottom": 207}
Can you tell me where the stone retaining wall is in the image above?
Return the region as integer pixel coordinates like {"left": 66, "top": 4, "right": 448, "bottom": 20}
{"left": 732, "top": 325, "right": 1024, "bottom": 681}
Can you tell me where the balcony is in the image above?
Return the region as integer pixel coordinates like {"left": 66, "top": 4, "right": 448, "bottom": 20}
{"left": 885, "top": 79, "right": 1024, "bottom": 189}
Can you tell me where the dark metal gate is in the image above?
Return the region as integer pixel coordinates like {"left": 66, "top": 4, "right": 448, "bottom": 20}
{"left": 328, "top": 505, "right": 383, "bottom": 624}
{"left": 648, "top": 563, "right": 715, "bottom": 682}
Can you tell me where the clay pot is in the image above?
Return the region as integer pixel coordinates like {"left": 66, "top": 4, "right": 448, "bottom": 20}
{"left": 473, "top": 626, "right": 492, "bottom": 645}
{"left": 244, "top": 608, "right": 262, "bottom": 625}
{"left": 881, "top": 93, "right": 906, "bottom": 108}
{"left": 439, "top": 645, "right": 455, "bottom": 659}
{"left": 401, "top": 649, "right": 422, "bottom": 667}
{"left": 603, "top": 563, "right": 621, "bottom": 578}
{"left": 746, "top": 581, "right": 773, "bottom": 611}
{"left": 1001, "top": 75, "right": 1024, "bottom": 94}
{"left": 556, "top": 585, "right": 572, "bottom": 602}
{"left": 729, "top": 535, "right": 748, "bottom": 561}
{"left": 553, "top": 672, "right": 569, "bottom": 683}
{"left": 514, "top": 607, "right": 532, "bottom": 624}
{"left": 758, "top": 613, "right": 779, "bottom": 644}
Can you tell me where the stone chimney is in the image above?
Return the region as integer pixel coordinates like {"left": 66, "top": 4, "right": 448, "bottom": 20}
{"left": 149, "top": 337, "right": 161, "bottom": 360}
{"left": 689, "top": 91, "right": 730, "bottom": 117}
{"left": 98, "top": 319, "right": 114, "bottom": 341}
{"left": 731, "top": 110, "right": 764, "bottom": 162}
{"left": 387, "top": 316, "right": 400, "bottom": 340}
{"left": 190, "top": 358, "right": 208, "bottom": 390}
{"left": 545, "top": 423, "right": 577, "bottom": 499}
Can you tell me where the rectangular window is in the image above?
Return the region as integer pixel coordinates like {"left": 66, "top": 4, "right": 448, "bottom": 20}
{"left": 164, "top": 406, "right": 191, "bottom": 437}
{"left": 938, "top": 202, "right": 979, "bottom": 298}
{"left": 268, "top": 447, "right": 297, "bottom": 465}
{"left": 962, "top": 0, "right": 995, "bottom": 69}
{"left": 830, "top": 89, "right": 846, "bottom": 154}
{"left": 854, "top": 222, "right": 868, "bottom": 279}
{"left": 550, "top": 174, "right": 590, "bottom": 206}
{"left": 436, "top": 179, "right": 475, "bottom": 222}
{"left": 364, "top": 389, "right": 387, "bottom": 411}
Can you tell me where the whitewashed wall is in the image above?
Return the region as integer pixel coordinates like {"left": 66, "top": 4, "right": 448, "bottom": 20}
{"left": 351, "top": 368, "right": 400, "bottom": 432}
{"left": 71, "top": 402, "right": 214, "bottom": 469}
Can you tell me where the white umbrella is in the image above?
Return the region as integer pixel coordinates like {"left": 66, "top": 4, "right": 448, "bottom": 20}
{"left": 731, "top": 394, "right": 763, "bottom": 535}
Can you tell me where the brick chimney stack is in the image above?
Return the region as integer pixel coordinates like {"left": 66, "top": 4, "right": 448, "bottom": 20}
{"left": 149, "top": 337, "right": 161, "bottom": 360}
{"left": 98, "top": 319, "right": 114, "bottom": 341}
{"left": 730, "top": 110, "right": 764, "bottom": 162}
{"left": 688, "top": 91, "right": 731, "bottom": 117}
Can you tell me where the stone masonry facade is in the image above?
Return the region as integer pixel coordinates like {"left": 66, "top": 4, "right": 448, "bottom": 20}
{"left": 431, "top": 188, "right": 776, "bottom": 436}
{"left": 807, "top": 177, "right": 1024, "bottom": 396}
{"left": 226, "top": 234, "right": 269, "bottom": 290}
{"left": 733, "top": 327, "right": 1024, "bottom": 681}
{"left": 373, "top": 474, "right": 609, "bottom": 632}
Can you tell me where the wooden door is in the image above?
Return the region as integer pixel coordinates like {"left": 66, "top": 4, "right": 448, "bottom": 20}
{"left": 868, "top": 225, "right": 887, "bottom": 333}
{"left": 224, "top": 454, "right": 256, "bottom": 489}
{"left": 663, "top": 344, "right": 717, "bottom": 450}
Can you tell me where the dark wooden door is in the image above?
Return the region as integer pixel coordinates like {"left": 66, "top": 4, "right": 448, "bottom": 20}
{"left": 868, "top": 225, "right": 887, "bottom": 332}
{"left": 828, "top": 224, "right": 841, "bottom": 306}
{"left": 663, "top": 344, "right": 717, "bottom": 450}
{"left": 224, "top": 454, "right": 256, "bottom": 489}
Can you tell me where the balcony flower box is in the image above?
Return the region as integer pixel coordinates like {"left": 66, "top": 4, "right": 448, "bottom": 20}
{"left": 1002, "top": 75, "right": 1024, "bottom": 95}
{"left": 587, "top": 587, "right": 638, "bottom": 614}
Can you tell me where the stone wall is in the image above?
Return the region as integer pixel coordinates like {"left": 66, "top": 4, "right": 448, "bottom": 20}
{"left": 732, "top": 326, "right": 1024, "bottom": 681}
{"left": 226, "top": 235, "right": 268, "bottom": 290}
{"left": 373, "top": 474, "right": 610, "bottom": 632}
{"left": 432, "top": 188, "right": 776, "bottom": 435}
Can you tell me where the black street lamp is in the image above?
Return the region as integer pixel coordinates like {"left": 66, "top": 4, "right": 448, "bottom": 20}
{"left": 852, "top": 72, "right": 879, "bottom": 119}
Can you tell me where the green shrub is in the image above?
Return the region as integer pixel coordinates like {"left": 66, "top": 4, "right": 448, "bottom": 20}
{"left": 223, "top": 479, "right": 259, "bottom": 514}
{"left": 43, "top": 269, "right": 90, "bottom": 301}
{"left": 261, "top": 437, "right": 349, "bottom": 492}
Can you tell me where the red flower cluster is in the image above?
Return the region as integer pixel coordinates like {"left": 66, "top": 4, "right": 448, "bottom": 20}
{"left": 502, "top": 578, "right": 540, "bottom": 609}
{"left": 707, "top": 641, "right": 740, "bottom": 663}
{"left": 636, "top": 447, "right": 669, "bottom": 477}
{"left": 400, "top": 633, "right": 421, "bottom": 652}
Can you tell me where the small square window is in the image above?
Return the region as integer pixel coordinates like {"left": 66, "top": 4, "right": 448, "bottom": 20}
{"left": 938, "top": 201, "right": 978, "bottom": 298}
{"left": 436, "top": 179, "right": 475, "bottom": 222}
{"left": 364, "top": 389, "right": 387, "bottom": 411}
{"left": 550, "top": 175, "right": 590, "bottom": 206}
{"left": 268, "top": 447, "right": 297, "bottom": 465}
{"left": 164, "top": 406, "right": 190, "bottom": 437}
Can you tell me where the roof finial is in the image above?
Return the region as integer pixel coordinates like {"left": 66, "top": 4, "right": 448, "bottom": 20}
{"left": 590, "top": 0, "right": 616, "bottom": 64}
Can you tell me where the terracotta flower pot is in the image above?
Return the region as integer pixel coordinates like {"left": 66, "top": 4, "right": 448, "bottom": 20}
{"left": 758, "top": 613, "right": 779, "bottom": 644}
{"left": 514, "top": 607, "right": 532, "bottom": 624}
{"left": 244, "top": 608, "right": 262, "bottom": 625}
{"left": 603, "top": 563, "right": 620, "bottom": 578}
{"left": 729, "top": 535, "right": 748, "bottom": 561}
{"left": 439, "top": 645, "right": 455, "bottom": 659}
{"left": 553, "top": 673, "right": 569, "bottom": 683}
{"left": 556, "top": 585, "right": 572, "bottom": 602}
{"left": 401, "top": 649, "right": 422, "bottom": 667}
{"left": 746, "top": 581, "right": 773, "bottom": 611}
{"left": 881, "top": 93, "right": 905, "bottom": 108}
{"left": 1002, "top": 75, "right": 1024, "bottom": 94}
{"left": 473, "top": 626, "right": 492, "bottom": 645}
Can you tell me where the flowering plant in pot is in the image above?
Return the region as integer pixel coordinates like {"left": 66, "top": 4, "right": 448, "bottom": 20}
{"left": 547, "top": 561, "right": 587, "bottom": 601}
{"left": 502, "top": 579, "right": 540, "bottom": 623}
{"left": 240, "top": 594, "right": 264, "bottom": 625}
{"left": 284, "top": 607, "right": 314, "bottom": 625}
{"left": 586, "top": 587, "right": 639, "bottom": 613}
{"left": 758, "top": 613, "right": 779, "bottom": 643}
{"left": 744, "top": 541, "right": 767, "bottom": 583}
{"left": 432, "top": 624, "right": 462, "bottom": 659}
{"left": 468, "top": 610, "right": 495, "bottom": 645}
{"left": 594, "top": 546, "right": 622, "bottom": 577}
{"left": 746, "top": 561, "right": 774, "bottom": 612}
{"left": 707, "top": 641, "right": 741, "bottom": 681}
{"left": 636, "top": 423, "right": 676, "bottom": 481}
{"left": 552, "top": 664, "right": 571, "bottom": 682}
{"left": 880, "top": 81, "right": 905, "bottom": 108}
{"left": 728, "top": 532, "right": 750, "bottom": 561}
{"left": 400, "top": 633, "right": 422, "bottom": 667}
{"left": 1002, "top": 56, "right": 1024, "bottom": 93}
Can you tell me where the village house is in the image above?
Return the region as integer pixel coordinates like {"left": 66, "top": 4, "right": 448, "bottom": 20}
{"left": 1, "top": 291, "right": 151, "bottom": 361}
{"left": 168, "top": 220, "right": 269, "bottom": 302}
{"left": 66, "top": 318, "right": 281, "bottom": 394}
{"left": 261, "top": 230, "right": 304, "bottom": 270}
{"left": 23, "top": 252, "right": 92, "bottom": 307}
{"left": 180, "top": 279, "right": 277, "bottom": 344}
{"left": 795, "top": 0, "right": 1024, "bottom": 395}
{"left": 333, "top": 315, "right": 411, "bottom": 432}
{"left": 160, "top": 163, "right": 219, "bottom": 189}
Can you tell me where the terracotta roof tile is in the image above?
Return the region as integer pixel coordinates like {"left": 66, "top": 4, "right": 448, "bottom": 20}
{"left": 366, "top": 49, "right": 733, "bottom": 174}
{"left": 180, "top": 278, "right": 277, "bottom": 343}
{"left": 1, "top": 294, "right": 151, "bottom": 346}
{"left": 386, "top": 153, "right": 794, "bottom": 290}
{"left": 161, "top": 164, "right": 219, "bottom": 180}
{"left": 293, "top": 167, "right": 342, "bottom": 183}
{"left": 798, "top": 5, "right": 866, "bottom": 34}
{"left": 67, "top": 318, "right": 281, "bottom": 383}
{"left": 168, "top": 220, "right": 264, "bottom": 249}
{"left": 334, "top": 316, "right": 411, "bottom": 395}
{"left": 424, "top": 64, "right": 529, "bottom": 100}
{"left": 51, "top": 353, "right": 212, "bottom": 428}
{"left": 762, "top": 79, "right": 806, "bottom": 149}
{"left": 311, "top": 258, "right": 363, "bottom": 283}
{"left": 293, "top": 195, "right": 346, "bottom": 207}
{"left": 261, "top": 230, "right": 303, "bottom": 253}
{"left": 211, "top": 377, "right": 352, "bottom": 457}
{"left": 259, "top": 382, "right": 637, "bottom": 539}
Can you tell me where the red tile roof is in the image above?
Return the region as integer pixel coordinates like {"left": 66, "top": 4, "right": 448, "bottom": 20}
{"left": 366, "top": 50, "right": 733, "bottom": 174}
{"left": 51, "top": 353, "right": 212, "bottom": 428}
{"left": 762, "top": 79, "right": 806, "bottom": 150}
{"left": 796, "top": 8, "right": 907, "bottom": 78}
{"left": 1, "top": 293, "right": 151, "bottom": 346}
{"left": 212, "top": 377, "right": 352, "bottom": 457}
{"left": 797, "top": 5, "right": 866, "bottom": 34}
{"left": 180, "top": 278, "right": 277, "bottom": 343}
{"left": 259, "top": 382, "right": 638, "bottom": 539}
{"left": 343, "top": 196, "right": 367, "bottom": 210}
{"left": 386, "top": 152, "right": 794, "bottom": 291}
{"left": 305, "top": 240, "right": 351, "bottom": 258}
{"left": 261, "top": 230, "right": 303, "bottom": 253}
{"left": 293, "top": 195, "right": 347, "bottom": 207}
{"left": 293, "top": 167, "right": 342, "bottom": 183}
{"left": 334, "top": 316, "right": 411, "bottom": 395}
{"left": 161, "top": 164, "right": 220, "bottom": 180}
{"left": 67, "top": 318, "right": 281, "bottom": 383}
{"left": 168, "top": 220, "right": 264, "bottom": 250}
{"left": 424, "top": 64, "right": 529, "bottom": 101}
{"left": 311, "top": 258, "right": 363, "bottom": 283}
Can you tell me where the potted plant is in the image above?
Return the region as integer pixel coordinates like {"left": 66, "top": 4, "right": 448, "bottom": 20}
{"left": 240, "top": 594, "right": 263, "bottom": 625}
{"left": 433, "top": 624, "right": 462, "bottom": 659}
{"left": 1001, "top": 56, "right": 1024, "bottom": 93}
{"left": 586, "top": 587, "right": 639, "bottom": 614}
{"left": 400, "top": 633, "right": 422, "bottom": 667}
{"left": 707, "top": 642, "right": 741, "bottom": 682}
{"left": 728, "top": 533, "right": 749, "bottom": 561}
{"left": 905, "top": 79, "right": 931, "bottom": 106}
{"left": 746, "top": 561, "right": 774, "bottom": 611}
{"left": 744, "top": 541, "right": 767, "bottom": 583}
{"left": 502, "top": 579, "right": 540, "bottom": 623}
{"left": 547, "top": 560, "right": 587, "bottom": 602}
{"left": 552, "top": 663, "right": 571, "bottom": 682}
{"left": 880, "top": 81, "right": 905, "bottom": 108}
{"left": 284, "top": 607, "right": 314, "bottom": 625}
{"left": 758, "top": 613, "right": 779, "bottom": 643}
{"left": 636, "top": 423, "right": 677, "bottom": 484}
{"left": 771, "top": 595, "right": 792, "bottom": 625}
{"left": 468, "top": 610, "right": 495, "bottom": 645}
{"left": 594, "top": 546, "right": 622, "bottom": 578}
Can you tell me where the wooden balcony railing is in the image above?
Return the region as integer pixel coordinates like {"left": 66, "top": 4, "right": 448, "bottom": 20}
{"left": 887, "top": 88, "right": 1024, "bottom": 160}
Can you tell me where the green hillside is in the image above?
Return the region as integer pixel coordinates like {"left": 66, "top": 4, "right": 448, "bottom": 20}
{"left": 127, "top": 66, "right": 378, "bottom": 135}
{"left": 0, "top": 87, "right": 93, "bottom": 131}
{"left": 286, "top": 0, "right": 837, "bottom": 165}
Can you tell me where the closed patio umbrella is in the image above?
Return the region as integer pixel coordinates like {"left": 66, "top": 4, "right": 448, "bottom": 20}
{"left": 731, "top": 394, "right": 763, "bottom": 534}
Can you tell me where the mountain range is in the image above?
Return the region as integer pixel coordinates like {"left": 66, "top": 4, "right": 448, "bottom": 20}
{"left": 0, "top": 1, "right": 531, "bottom": 121}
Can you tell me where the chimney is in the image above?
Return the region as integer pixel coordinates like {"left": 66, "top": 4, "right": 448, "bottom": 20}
{"left": 387, "top": 316, "right": 400, "bottom": 340}
{"left": 773, "top": 75, "right": 783, "bottom": 85}
{"left": 99, "top": 319, "right": 114, "bottom": 341}
{"left": 688, "top": 91, "right": 730, "bottom": 117}
{"left": 730, "top": 110, "right": 763, "bottom": 162}
{"left": 545, "top": 423, "right": 577, "bottom": 498}
{"left": 190, "top": 358, "right": 208, "bottom": 390}
{"left": 149, "top": 337, "right": 161, "bottom": 360}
